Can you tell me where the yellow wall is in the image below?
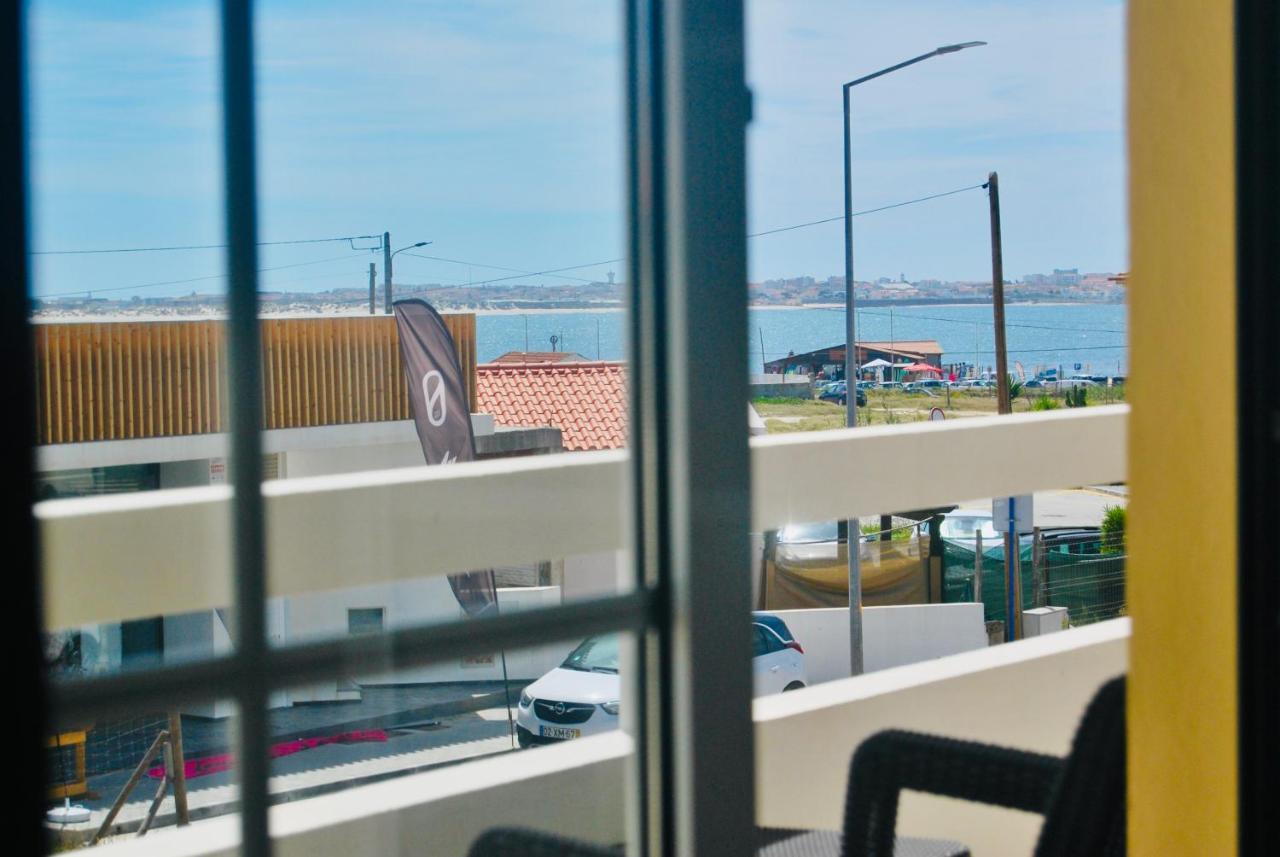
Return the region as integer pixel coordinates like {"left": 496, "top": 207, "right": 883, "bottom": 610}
{"left": 1128, "top": 2, "right": 1237, "bottom": 854}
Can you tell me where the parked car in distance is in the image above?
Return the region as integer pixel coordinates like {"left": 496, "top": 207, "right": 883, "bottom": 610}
{"left": 921, "top": 510, "right": 1032, "bottom": 552}
{"left": 817, "top": 380, "right": 865, "bottom": 407}
{"left": 516, "top": 616, "right": 808, "bottom": 747}
{"left": 933, "top": 511, "right": 999, "bottom": 543}
{"left": 1045, "top": 377, "right": 1097, "bottom": 391}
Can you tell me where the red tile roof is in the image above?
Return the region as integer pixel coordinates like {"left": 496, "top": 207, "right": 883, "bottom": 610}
{"left": 476, "top": 361, "right": 627, "bottom": 451}
{"left": 490, "top": 351, "right": 592, "bottom": 364}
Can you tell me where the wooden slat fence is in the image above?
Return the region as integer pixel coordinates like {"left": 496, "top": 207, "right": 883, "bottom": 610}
{"left": 33, "top": 315, "right": 476, "bottom": 445}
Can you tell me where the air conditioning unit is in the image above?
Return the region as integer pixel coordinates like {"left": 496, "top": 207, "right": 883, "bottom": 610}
{"left": 1023, "top": 606, "right": 1070, "bottom": 637}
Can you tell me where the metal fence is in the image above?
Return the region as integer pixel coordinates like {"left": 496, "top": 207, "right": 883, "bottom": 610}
{"left": 942, "top": 534, "right": 1126, "bottom": 626}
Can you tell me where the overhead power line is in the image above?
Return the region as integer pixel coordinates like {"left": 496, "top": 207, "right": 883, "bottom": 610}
{"left": 391, "top": 184, "right": 991, "bottom": 294}
{"left": 442, "top": 257, "right": 625, "bottom": 289}
{"left": 31, "top": 235, "right": 382, "bottom": 256}
{"left": 34, "top": 182, "right": 1001, "bottom": 300}
{"left": 39, "top": 252, "right": 367, "bottom": 299}
{"left": 748, "top": 183, "right": 987, "bottom": 238}
{"left": 849, "top": 307, "right": 1126, "bottom": 336}
{"left": 401, "top": 252, "right": 600, "bottom": 285}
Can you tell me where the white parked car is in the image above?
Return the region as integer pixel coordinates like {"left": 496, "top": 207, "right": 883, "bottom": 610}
{"left": 932, "top": 511, "right": 999, "bottom": 546}
{"left": 1046, "top": 376, "right": 1097, "bottom": 391}
{"left": 516, "top": 614, "right": 807, "bottom": 747}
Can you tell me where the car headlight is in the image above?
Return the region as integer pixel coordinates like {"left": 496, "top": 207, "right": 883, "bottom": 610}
{"left": 519, "top": 690, "right": 533, "bottom": 708}
{"left": 600, "top": 701, "right": 620, "bottom": 716}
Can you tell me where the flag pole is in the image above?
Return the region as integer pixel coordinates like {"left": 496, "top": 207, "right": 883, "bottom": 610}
{"left": 489, "top": 569, "right": 516, "bottom": 748}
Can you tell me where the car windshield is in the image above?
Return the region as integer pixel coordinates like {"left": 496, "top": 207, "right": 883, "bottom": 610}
{"left": 939, "top": 515, "right": 999, "bottom": 540}
{"left": 777, "top": 521, "right": 839, "bottom": 544}
{"left": 561, "top": 635, "right": 619, "bottom": 673}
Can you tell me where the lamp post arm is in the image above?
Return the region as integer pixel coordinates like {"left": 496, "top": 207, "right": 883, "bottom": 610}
{"left": 843, "top": 50, "right": 940, "bottom": 90}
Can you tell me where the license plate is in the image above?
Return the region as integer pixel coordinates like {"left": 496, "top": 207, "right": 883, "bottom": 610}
{"left": 539, "top": 726, "right": 581, "bottom": 740}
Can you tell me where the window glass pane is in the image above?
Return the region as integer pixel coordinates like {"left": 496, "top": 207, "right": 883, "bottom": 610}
{"left": 29, "top": 3, "right": 244, "bottom": 847}
{"left": 746, "top": 2, "right": 1128, "bottom": 845}
{"left": 252, "top": 0, "right": 632, "bottom": 646}
{"left": 46, "top": 697, "right": 242, "bottom": 850}
{"left": 751, "top": 626, "right": 771, "bottom": 658}
{"left": 30, "top": 0, "right": 237, "bottom": 741}
{"left": 263, "top": 632, "right": 634, "bottom": 845}
{"left": 246, "top": 0, "right": 635, "bottom": 849}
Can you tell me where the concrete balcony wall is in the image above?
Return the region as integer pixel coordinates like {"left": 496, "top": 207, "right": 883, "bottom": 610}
{"left": 755, "top": 618, "right": 1128, "bottom": 855}
{"left": 88, "top": 619, "right": 1128, "bottom": 857}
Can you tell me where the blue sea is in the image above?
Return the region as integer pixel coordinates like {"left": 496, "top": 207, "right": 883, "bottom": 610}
{"left": 476, "top": 303, "right": 1128, "bottom": 378}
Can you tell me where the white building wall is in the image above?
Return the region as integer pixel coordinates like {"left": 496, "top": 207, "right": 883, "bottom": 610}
{"left": 281, "top": 442, "right": 426, "bottom": 478}
{"left": 561, "top": 551, "right": 626, "bottom": 602}
{"left": 284, "top": 584, "right": 575, "bottom": 702}
{"left": 757, "top": 603, "right": 988, "bottom": 684}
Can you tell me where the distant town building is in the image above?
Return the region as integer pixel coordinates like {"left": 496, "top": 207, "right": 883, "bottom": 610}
{"left": 763, "top": 340, "right": 944, "bottom": 378}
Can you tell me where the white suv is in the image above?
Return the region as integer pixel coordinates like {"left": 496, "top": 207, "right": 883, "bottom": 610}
{"left": 515, "top": 614, "right": 807, "bottom": 747}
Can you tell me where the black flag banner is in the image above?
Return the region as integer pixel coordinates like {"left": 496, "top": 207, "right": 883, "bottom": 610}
{"left": 393, "top": 299, "right": 496, "bottom": 617}
{"left": 394, "top": 298, "right": 477, "bottom": 467}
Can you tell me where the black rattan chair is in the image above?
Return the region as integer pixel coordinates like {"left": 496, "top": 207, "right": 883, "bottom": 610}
{"left": 841, "top": 675, "right": 1126, "bottom": 857}
{"left": 468, "top": 677, "right": 1123, "bottom": 857}
{"left": 468, "top": 826, "right": 966, "bottom": 857}
{"left": 467, "top": 827, "right": 618, "bottom": 857}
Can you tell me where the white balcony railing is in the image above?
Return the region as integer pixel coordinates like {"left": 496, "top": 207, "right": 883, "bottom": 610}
{"left": 39, "top": 405, "right": 1126, "bottom": 630}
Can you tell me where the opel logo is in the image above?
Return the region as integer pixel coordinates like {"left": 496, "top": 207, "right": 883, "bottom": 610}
{"left": 422, "top": 370, "right": 447, "bottom": 427}
{"left": 554, "top": 702, "right": 566, "bottom": 716}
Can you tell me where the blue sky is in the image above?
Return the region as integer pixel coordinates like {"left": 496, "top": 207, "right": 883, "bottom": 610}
{"left": 27, "top": 0, "right": 1125, "bottom": 299}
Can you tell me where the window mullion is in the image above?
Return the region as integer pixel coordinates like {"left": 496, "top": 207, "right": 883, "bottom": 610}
{"left": 630, "top": 1, "right": 755, "bottom": 855}
{"left": 219, "top": 1, "right": 270, "bottom": 856}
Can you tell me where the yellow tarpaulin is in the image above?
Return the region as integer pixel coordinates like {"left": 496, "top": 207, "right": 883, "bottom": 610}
{"left": 763, "top": 536, "right": 930, "bottom": 609}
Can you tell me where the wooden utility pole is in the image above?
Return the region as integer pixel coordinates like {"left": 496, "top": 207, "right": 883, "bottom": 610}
{"left": 368, "top": 262, "right": 376, "bottom": 315}
{"left": 382, "top": 231, "right": 392, "bottom": 314}
{"left": 974, "top": 529, "right": 984, "bottom": 604}
{"left": 988, "top": 171, "right": 1011, "bottom": 414}
{"left": 168, "top": 711, "right": 190, "bottom": 826}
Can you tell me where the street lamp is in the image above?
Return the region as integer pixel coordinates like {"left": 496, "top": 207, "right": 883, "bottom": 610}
{"left": 383, "top": 237, "right": 432, "bottom": 313}
{"left": 842, "top": 42, "right": 985, "bottom": 425}
{"left": 841, "top": 41, "right": 985, "bottom": 676}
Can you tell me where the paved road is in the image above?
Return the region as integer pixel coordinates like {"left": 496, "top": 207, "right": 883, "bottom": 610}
{"left": 65, "top": 706, "right": 552, "bottom": 843}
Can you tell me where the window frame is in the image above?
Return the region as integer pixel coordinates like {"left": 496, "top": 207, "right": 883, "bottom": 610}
{"left": 6, "top": 0, "right": 46, "bottom": 852}
{"left": 1234, "top": 1, "right": 1280, "bottom": 851}
{"left": 28, "top": 2, "right": 757, "bottom": 856}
